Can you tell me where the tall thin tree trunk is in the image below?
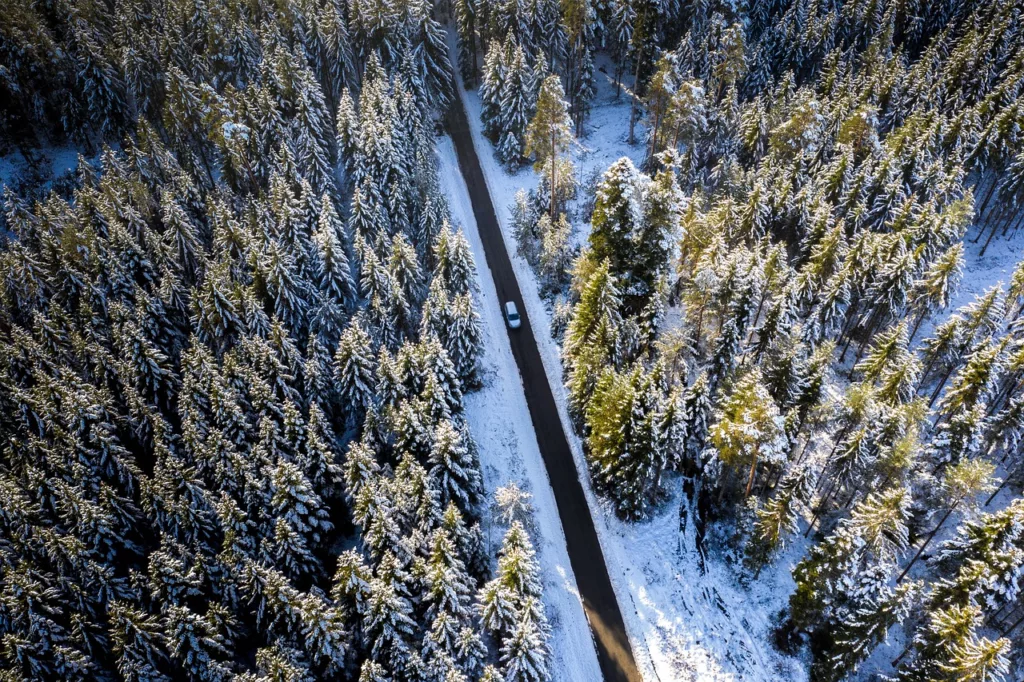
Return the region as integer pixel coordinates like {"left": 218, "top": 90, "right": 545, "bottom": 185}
{"left": 550, "top": 128, "right": 557, "bottom": 219}
{"left": 909, "top": 308, "right": 927, "bottom": 344}
{"left": 745, "top": 450, "right": 760, "bottom": 497}
{"left": 891, "top": 642, "right": 913, "bottom": 668}
{"left": 985, "top": 462, "right": 1018, "bottom": 506}
{"left": 627, "top": 11, "right": 647, "bottom": 146}
{"left": 976, "top": 173, "right": 1001, "bottom": 219}
{"left": 837, "top": 299, "right": 863, "bottom": 362}
{"left": 999, "top": 609, "right": 1024, "bottom": 637}
{"left": 628, "top": 52, "right": 643, "bottom": 145}
{"left": 980, "top": 214, "right": 1004, "bottom": 257}
{"left": 806, "top": 477, "right": 838, "bottom": 537}
{"left": 852, "top": 307, "right": 884, "bottom": 366}
{"left": 897, "top": 502, "right": 959, "bottom": 583}
{"left": 928, "top": 364, "right": 956, "bottom": 407}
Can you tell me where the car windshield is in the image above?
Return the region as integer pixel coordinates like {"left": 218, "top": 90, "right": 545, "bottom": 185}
{"left": 509, "top": 312, "right": 519, "bottom": 320}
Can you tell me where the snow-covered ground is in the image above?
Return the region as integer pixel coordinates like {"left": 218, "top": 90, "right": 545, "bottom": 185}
{"left": 445, "top": 47, "right": 808, "bottom": 680}
{"left": 437, "top": 136, "right": 604, "bottom": 681}
{"left": 0, "top": 145, "right": 81, "bottom": 192}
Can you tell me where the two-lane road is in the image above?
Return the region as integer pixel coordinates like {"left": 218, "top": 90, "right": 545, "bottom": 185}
{"left": 445, "top": 93, "right": 642, "bottom": 682}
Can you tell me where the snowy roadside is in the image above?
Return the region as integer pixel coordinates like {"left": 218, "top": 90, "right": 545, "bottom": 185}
{"left": 436, "top": 135, "right": 604, "bottom": 681}
{"left": 447, "top": 51, "right": 808, "bottom": 682}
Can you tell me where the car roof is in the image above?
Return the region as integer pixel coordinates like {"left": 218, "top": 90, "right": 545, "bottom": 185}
{"left": 505, "top": 301, "right": 519, "bottom": 314}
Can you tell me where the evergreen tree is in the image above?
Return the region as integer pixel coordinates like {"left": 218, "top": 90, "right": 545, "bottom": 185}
{"left": 497, "top": 38, "right": 533, "bottom": 168}
{"left": 429, "top": 419, "right": 484, "bottom": 513}
{"left": 564, "top": 259, "right": 622, "bottom": 419}
{"left": 587, "top": 157, "right": 680, "bottom": 315}
{"left": 525, "top": 75, "right": 574, "bottom": 219}
{"left": 335, "top": 320, "right": 377, "bottom": 425}
{"left": 585, "top": 365, "right": 667, "bottom": 519}
{"left": 790, "top": 487, "right": 912, "bottom": 633}
{"left": 706, "top": 370, "right": 787, "bottom": 499}
{"left": 455, "top": 0, "right": 479, "bottom": 85}
{"left": 481, "top": 41, "right": 507, "bottom": 139}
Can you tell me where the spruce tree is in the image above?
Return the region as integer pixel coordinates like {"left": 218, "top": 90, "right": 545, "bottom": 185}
{"left": 497, "top": 38, "right": 533, "bottom": 168}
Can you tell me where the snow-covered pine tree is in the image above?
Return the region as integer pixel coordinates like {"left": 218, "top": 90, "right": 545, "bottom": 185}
{"left": 706, "top": 369, "right": 787, "bottom": 500}
{"left": 454, "top": 0, "right": 478, "bottom": 85}
{"left": 497, "top": 37, "right": 533, "bottom": 168}
{"left": 335, "top": 319, "right": 377, "bottom": 426}
{"left": 790, "top": 487, "right": 912, "bottom": 633}
{"left": 480, "top": 40, "right": 508, "bottom": 139}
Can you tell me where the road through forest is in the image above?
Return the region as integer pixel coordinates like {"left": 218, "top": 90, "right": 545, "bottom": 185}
{"left": 445, "top": 92, "right": 643, "bottom": 682}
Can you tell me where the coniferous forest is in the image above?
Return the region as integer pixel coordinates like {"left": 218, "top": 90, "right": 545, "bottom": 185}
{"left": 3, "top": 0, "right": 1024, "bottom": 680}
{"left": 0, "top": 1, "right": 556, "bottom": 681}
{"left": 462, "top": 0, "right": 1024, "bottom": 679}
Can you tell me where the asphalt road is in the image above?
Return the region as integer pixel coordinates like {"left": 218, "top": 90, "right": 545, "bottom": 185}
{"left": 445, "top": 96, "right": 643, "bottom": 682}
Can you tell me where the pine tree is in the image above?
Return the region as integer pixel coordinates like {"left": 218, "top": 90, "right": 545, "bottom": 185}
{"left": 564, "top": 259, "right": 622, "bottom": 418}
{"left": 109, "top": 601, "right": 172, "bottom": 682}
{"left": 587, "top": 158, "right": 679, "bottom": 315}
{"left": 429, "top": 419, "right": 483, "bottom": 513}
{"left": 706, "top": 369, "right": 787, "bottom": 499}
{"left": 433, "top": 224, "right": 478, "bottom": 297}
{"left": 791, "top": 486, "right": 912, "bottom": 631}
{"left": 813, "top": 571, "right": 917, "bottom": 682}
{"left": 525, "top": 75, "right": 574, "bottom": 219}
{"left": 481, "top": 41, "right": 507, "bottom": 139}
{"left": 454, "top": 0, "right": 478, "bottom": 85}
{"left": 165, "top": 604, "right": 232, "bottom": 682}
{"left": 269, "top": 458, "right": 332, "bottom": 546}
{"left": 364, "top": 571, "right": 419, "bottom": 675}
{"left": 908, "top": 242, "right": 965, "bottom": 340}
{"left": 313, "top": 196, "right": 355, "bottom": 311}
{"left": 500, "top": 613, "right": 550, "bottom": 682}
{"left": 744, "top": 470, "right": 809, "bottom": 576}
{"left": 536, "top": 212, "right": 573, "bottom": 288}
{"left": 896, "top": 604, "right": 1010, "bottom": 682}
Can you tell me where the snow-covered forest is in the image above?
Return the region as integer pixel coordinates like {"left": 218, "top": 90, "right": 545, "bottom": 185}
{"left": 0, "top": 1, "right": 557, "bottom": 681}
{"left": 4, "top": 0, "right": 1024, "bottom": 680}
{"left": 458, "top": 0, "right": 1024, "bottom": 679}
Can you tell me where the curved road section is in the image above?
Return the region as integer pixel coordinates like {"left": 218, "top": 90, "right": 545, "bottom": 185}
{"left": 445, "top": 95, "right": 642, "bottom": 682}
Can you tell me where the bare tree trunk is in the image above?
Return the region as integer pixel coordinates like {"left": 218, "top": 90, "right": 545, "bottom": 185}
{"left": 976, "top": 173, "right": 1001, "bottom": 219}
{"left": 628, "top": 52, "right": 643, "bottom": 145}
{"left": 805, "top": 477, "right": 838, "bottom": 537}
{"left": 909, "top": 308, "right": 927, "bottom": 344}
{"left": 897, "top": 502, "right": 959, "bottom": 583}
{"left": 627, "top": 10, "right": 648, "bottom": 146}
{"left": 550, "top": 128, "right": 557, "bottom": 219}
{"left": 928, "top": 364, "right": 956, "bottom": 408}
{"left": 837, "top": 299, "right": 864, "bottom": 362}
{"left": 745, "top": 450, "right": 760, "bottom": 497}
{"left": 999, "top": 609, "right": 1024, "bottom": 637}
{"left": 891, "top": 642, "right": 913, "bottom": 668}
{"left": 980, "top": 213, "right": 1005, "bottom": 257}
{"left": 985, "top": 462, "right": 1019, "bottom": 506}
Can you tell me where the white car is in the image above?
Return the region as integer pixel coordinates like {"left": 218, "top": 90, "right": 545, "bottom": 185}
{"left": 504, "top": 301, "right": 521, "bottom": 329}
